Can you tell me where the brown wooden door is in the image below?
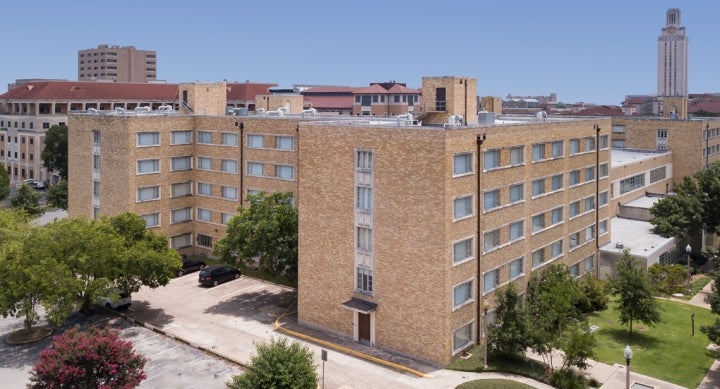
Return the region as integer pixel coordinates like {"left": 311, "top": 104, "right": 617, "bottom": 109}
{"left": 358, "top": 313, "right": 371, "bottom": 343}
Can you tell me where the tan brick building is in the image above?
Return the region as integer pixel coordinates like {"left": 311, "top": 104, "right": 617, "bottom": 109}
{"left": 78, "top": 45, "right": 157, "bottom": 83}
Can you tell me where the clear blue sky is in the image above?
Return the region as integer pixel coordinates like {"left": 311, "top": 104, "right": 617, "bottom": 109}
{"left": 2, "top": 1, "right": 718, "bottom": 105}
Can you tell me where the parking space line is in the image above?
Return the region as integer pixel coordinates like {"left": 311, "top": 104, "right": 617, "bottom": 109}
{"left": 217, "top": 283, "right": 269, "bottom": 300}
{"left": 147, "top": 344, "right": 180, "bottom": 358}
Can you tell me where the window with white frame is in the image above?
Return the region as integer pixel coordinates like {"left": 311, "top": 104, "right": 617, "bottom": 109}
{"left": 509, "top": 146, "right": 524, "bottom": 165}
{"left": 171, "top": 182, "right": 192, "bottom": 197}
{"left": 531, "top": 248, "right": 545, "bottom": 267}
{"left": 551, "top": 141, "right": 564, "bottom": 157}
{"left": 585, "top": 167, "right": 595, "bottom": 182}
{"left": 453, "top": 322, "right": 473, "bottom": 352}
{"left": 599, "top": 134, "right": 609, "bottom": 149}
{"left": 569, "top": 170, "right": 581, "bottom": 186}
{"left": 585, "top": 225, "right": 595, "bottom": 241}
{"left": 171, "top": 208, "right": 192, "bottom": 223}
{"left": 482, "top": 189, "right": 500, "bottom": 211}
{"left": 247, "top": 134, "right": 264, "bottom": 148}
{"left": 585, "top": 255, "right": 594, "bottom": 271}
{"left": 357, "top": 187, "right": 372, "bottom": 211}
{"left": 171, "top": 156, "right": 192, "bottom": 171}
{"left": 221, "top": 212, "right": 233, "bottom": 224}
{"left": 551, "top": 206, "right": 563, "bottom": 224}
{"left": 453, "top": 153, "right": 473, "bottom": 176}
{"left": 569, "top": 232, "right": 580, "bottom": 249}
{"left": 599, "top": 191, "right": 608, "bottom": 206}
{"left": 509, "top": 220, "right": 524, "bottom": 240}
{"left": 247, "top": 162, "right": 264, "bottom": 176}
{"left": 505, "top": 184, "right": 522, "bottom": 204}
{"left": 585, "top": 137, "right": 595, "bottom": 152}
{"left": 356, "top": 267, "right": 373, "bottom": 293}
{"left": 197, "top": 234, "right": 213, "bottom": 248}
{"left": 137, "top": 186, "right": 159, "bottom": 202}
{"left": 453, "top": 280, "right": 473, "bottom": 308}
{"left": 484, "top": 149, "right": 500, "bottom": 170}
{"left": 599, "top": 163, "right": 609, "bottom": 178}
{"left": 551, "top": 174, "right": 563, "bottom": 191}
{"left": 221, "top": 186, "right": 237, "bottom": 200}
{"left": 509, "top": 257, "right": 524, "bottom": 278}
{"left": 599, "top": 219, "right": 608, "bottom": 234}
{"left": 650, "top": 166, "right": 667, "bottom": 183}
{"left": 550, "top": 239, "right": 563, "bottom": 258}
{"left": 532, "top": 178, "right": 545, "bottom": 197}
{"left": 357, "top": 227, "right": 372, "bottom": 251}
{"left": 569, "top": 201, "right": 580, "bottom": 218}
{"left": 275, "top": 165, "right": 294, "bottom": 179}
{"left": 171, "top": 130, "right": 192, "bottom": 145}
{"left": 532, "top": 143, "right": 545, "bottom": 161}
{"left": 221, "top": 132, "right": 238, "bottom": 146}
{"left": 93, "top": 154, "right": 100, "bottom": 170}
{"left": 197, "top": 208, "right": 212, "bottom": 222}
{"left": 569, "top": 139, "right": 580, "bottom": 155}
{"left": 585, "top": 195, "right": 595, "bottom": 211}
{"left": 620, "top": 173, "right": 645, "bottom": 194}
{"left": 137, "top": 159, "right": 159, "bottom": 174}
{"left": 569, "top": 263, "right": 580, "bottom": 277}
{"left": 142, "top": 213, "right": 160, "bottom": 228}
{"left": 453, "top": 238, "right": 473, "bottom": 264}
{"left": 612, "top": 139, "right": 626, "bottom": 149}
{"left": 170, "top": 234, "right": 191, "bottom": 249}
{"left": 483, "top": 269, "right": 499, "bottom": 293}
{"left": 276, "top": 136, "right": 294, "bottom": 150}
{"left": 197, "top": 182, "right": 211, "bottom": 196}
{"left": 484, "top": 229, "right": 500, "bottom": 252}
{"left": 532, "top": 214, "right": 545, "bottom": 232}
{"left": 197, "top": 156, "right": 212, "bottom": 170}
{"left": 454, "top": 195, "right": 473, "bottom": 219}
{"left": 221, "top": 159, "right": 238, "bottom": 173}
{"left": 93, "top": 130, "right": 101, "bottom": 145}
{"left": 356, "top": 150, "right": 373, "bottom": 170}
{"left": 197, "top": 131, "right": 212, "bottom": 144}
{"left": 137, "top": 132, "right": 159, "bottom": 146}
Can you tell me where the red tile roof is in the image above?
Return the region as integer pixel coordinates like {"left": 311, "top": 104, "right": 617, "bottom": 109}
{"left": 0, "top": 81, "right": 179, "bottom": 101}
{"left": 227, "top": 82, "right": 277, "bottom": 101}
{"left": 354, "top": 84, "right": 391, "bottom": 94}
{"left": 387, "top": 84, "right": 421, "bottom": 94}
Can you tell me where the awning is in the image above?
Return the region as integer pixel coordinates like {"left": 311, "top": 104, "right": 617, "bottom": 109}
{"left": 341, "top": 298, "right": 377, "bottom": 314}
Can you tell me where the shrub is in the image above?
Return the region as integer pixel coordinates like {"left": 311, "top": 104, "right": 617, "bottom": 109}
{"left": 228, "top": 336, "right": 317, "bottom": 389}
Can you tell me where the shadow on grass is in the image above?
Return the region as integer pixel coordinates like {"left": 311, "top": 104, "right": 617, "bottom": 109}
{"left": 595, "top": 327, "right": 661, "bottom": 349}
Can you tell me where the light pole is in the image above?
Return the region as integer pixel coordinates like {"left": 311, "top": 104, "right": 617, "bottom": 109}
{"left": 686, "top": 244, "right": 692, "bottom": 293}
{"left": 624, "top": 345, "right": 633, "bottom": 389}
{"left": 482, "top": 300, "right": 489, "bottom": 369}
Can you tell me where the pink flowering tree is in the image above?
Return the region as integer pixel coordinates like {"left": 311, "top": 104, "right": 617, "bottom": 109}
{"left": 28, "top": 327, "right": 147, "bottom": 389}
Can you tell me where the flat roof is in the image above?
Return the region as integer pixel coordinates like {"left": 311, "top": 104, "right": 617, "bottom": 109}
{"left": 612, "top": 149, "right": 668, "bottom": 167}
{"left": 623, "top": 195, "right": 663, "bottom": 209}
{"left": 603, "top": 217, "right": 674, "bottom": 258}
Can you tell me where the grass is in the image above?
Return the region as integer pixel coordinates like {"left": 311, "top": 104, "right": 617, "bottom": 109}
{"left": 456, "top": 379, "right": 536, "bottom": 389}
{"left": 587, "top": 298, "right": 717, "bottom": 388}
{"left": 682, "top": 275, "right": 712, "bottom": 300}
{"left": 448, "top": 346, "right": 547, "bottom": 383}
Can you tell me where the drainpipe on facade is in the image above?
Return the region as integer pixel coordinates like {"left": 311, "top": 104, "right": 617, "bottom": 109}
{"left": 235, "top": 121, "right": 244, "bottom": 204}
{"left": 594, "top": 124, "right": 601, "bottom": 279}
{"left": 475, "top": 133, "right": 486, "bottom": 345}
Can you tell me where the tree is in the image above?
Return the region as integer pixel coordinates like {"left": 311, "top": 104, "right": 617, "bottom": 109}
{"left": 41, "top": 124, "right": 68, "bottom": 180}
{"left": 649, "top": 176, "right": 703, "bottom": 238}
{"left": 701, "top": 272, "right": 720, "bottom": 343}
{"left": 28, "top": 326, "right": 147, "bottom": 389}
{"left": 488, "top": 282, "right": 529, "bottom": 359}
{"left": 46, "top": 179, "right": 68, "bottom": 210}
{"left": 648, "top": 263, "right": 689, "bottom": 295}
{"left": 214, "top": 192, "right": 298, "bottom": 282}
{"left": 611, "top": 250, "right": 662, "bottom": 336}
{"left": 575, "top": 274, "right": 608, "bottom": 313}
{"left": 228, "top": 336, "right": 317, "bottom": 389}
{"left": 695, "top": 162, "right": 720, "bottom": 234}
{"left": 9, "top": 183, "right": 42, "bottom": 216}
{"left": 0, "top": 166, "right": 10, "bottom": 202}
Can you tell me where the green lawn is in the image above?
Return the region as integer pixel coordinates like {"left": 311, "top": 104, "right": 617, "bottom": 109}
{"left": 456, "top": 379, "right": 536, "bottom": 389}
{"left": 587, "top": 298, "right": 717, "bottom": 388}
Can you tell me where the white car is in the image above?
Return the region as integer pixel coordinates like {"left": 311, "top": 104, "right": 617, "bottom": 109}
{"left": 96, "top": 289, "right": 131, "bottom": 309}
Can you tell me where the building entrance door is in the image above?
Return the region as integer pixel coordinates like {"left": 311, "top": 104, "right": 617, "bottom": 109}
{"left": 358, "top": 312, "right": 371, "bottom": 344}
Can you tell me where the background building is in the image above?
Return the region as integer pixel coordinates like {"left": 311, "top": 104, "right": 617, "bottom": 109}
{"left": 78, "top": 45, "right": 157, "bottom": 83}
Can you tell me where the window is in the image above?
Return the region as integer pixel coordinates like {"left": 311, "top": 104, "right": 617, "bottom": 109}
{"left": 171, "top": 130, "right": 192, "bottom": 145}
{"left": 275, "top": 165, "right": 294, "bottom": 179}
{"left": 569, "top": 201, "right": 580, "bottom": 218}
{"left": 221, "top": 132, "right": 238, "bottom": 146}
{"left": 650, "top": 166, "right": 667, "bottom": 183}
{"left": 171, "top": 182, "right": 191, "bottom": 197}
{"left": 551, "top": 207, "right": 563, "bottom": 224}
{"left": 93, "top": 181, "right": 100, "bottom": 197}
{"left": 585, "top": 167, "right": 595, "bottom": 182}
{"left": 137, "top": 159, "right": 159, "bottom": 174}
{"left": 452, "top": 279, "right": 473, "bottom": 308}
{"left": 620, "top": 174, "right": 645, "bottom": 194}
{"left": 569, "top": 263, "right": 580, "bottom": 277}
{"left": 612, "top": 139, "right": 626, "bottom": 149}
{"left": 197, "top": 208, "right": 212, "bottom": 222}
{"left": 453, "top": 153, "right": 473, "bottom": 176}
{"left": 551, "top": 174, "right": 563, "bottom": 191}
{"left": 551, "top": 240, "right": 563, "bottom": 258}
{"left": 599, "top": 135, "right": 609, "bottom": 149}
{"left": 356, "top": 150, "right": 373, "bottom": 170}
{"left": 356, "top": 268, "right": 373, "bottom": 293}
{"left": 569, "top": 232, "right": 580, "bottom": 249}
{"left": 454, "top": 195, "right": 473, "bottom": 219}
{"left": 171, "top": 208, "right": 192, "bottom": 223}
{"left": 453, "top": 238, "right": 473, "bottom": 264}
{"left": 170, "top": 234, "right": 191, "bottom": 249}
{"left": 532, "top": 249, "right": 545, "bottom": 267}
{"left": 585, "top": 137, "right": 595, "bottom": 152}
{"left": 142, "top": 213, "right": 159, "bottom": 228}
{"left": 509, "top": 257, "right": 524, "bottom": 278}
{"left": 221, "top": 186, "right": 237, "bottom": 200}
{"left": 484, "top": 149, "right": 500, "bottom": 170}
{"left": 599, "top": 219, "right": 608, "bottom": 234}
{"left": 569, "top": 139, "right": 580, "bottom": 155}
{"left": 137, "top": 132, "right": 159, "bottom": 146}
{"left": 197, "top": 157, "right": 212, "bottom": 170}
{"left": 197, "top": 182, "right": 211, "bottom": 196}
{"left": 585, "top": 225, "right": 595, "bottom": 241}
{"left": 221, "top": 213, "right": 234, "bottom": 224}
{"left": 569, "top": 170, "right": 581, "bottom": 186}
{"left": 483, "top": 190, "right": 499, "bottom": 212}
{"left": 221, "top": 159, "right": 238, "bottom": 173}
{"left": 276, "top": 136, "right": 294, "bottom": 150}
{"left": 532, "top": 214, "right": 545, "bottom": 232}
{"left": 599, "top": 163, "right": 609, "bottom": 178}
{"left": 509, "top": 221, "right": 524, "bottom": 240}
{"left": 357, "top": 227, "right": 372, "bottom": 251}
{"left": 357, "top": 187, "right": 372, "bottom": 211}
{"left": 196, "top": 234, "right": 213, "bottom": 248}
{"left": 197, "top": 131, "right": 212, "bottom": 144}
{"left": 509, "top": 183, "right": 524, "bottom": 203}
{"left": 452, "top": 322, "right": 473, "bottom": 352}
{"left": 247, "top": 162, "right": 264, "bottom": 176}
{"left": 483, "top": 269, "right": 500, "bottom": 293}
{"left": 247, "top": 134, "right": 264, "bottom": 148}
{"left": 599, "top": 191, "right": 608, "bottom": 206}
{"left": 484, "top": 229, "right": 500, "bottom": 252}
{"left": 532, "top": 144, "right": 545, "bottom": 161}
{"left": 585, "top": 196, "right": 595, "bottom": 211}
{"left": 532, "top": 179, "right": 545, "bottom": 197}
{"left": 509, "top": 146, "right": 524, "bottom": 165}
{"left": 171, "top": 156, "right": 192, "bottom": 171}
{"left": 612, "top": 125, "right": 626, "bottom": 133}
{"left": 585, "top": 255, "right": 595, "bottom": 271}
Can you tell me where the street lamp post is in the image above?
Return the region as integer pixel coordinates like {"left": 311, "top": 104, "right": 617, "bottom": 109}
{"left": 686, "top": 244, "right": 692, "bottom": 293}
{"left": 482, "top": 300, "right": 489, "bottom": 369}
{"left": 624, "top": 345, "right": 633, "bottom": 389}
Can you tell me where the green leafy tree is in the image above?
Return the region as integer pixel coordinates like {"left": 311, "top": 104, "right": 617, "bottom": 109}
{"left": 648, "top": 263, "right": 689, "bottom": 295}
{"left": 228, "top": 336, "right": 317, "bottom": 389}
{"left": 46, "top": 179, "right": 68, "bottom": 210}
{"left": 695, "top": 161, "right": 720, "bottom": 234}
{"left": 28, "top": 327, "right": 147, "bottom": 389}
{"left": 214, "top": 192, "right": 298, "bottom": 282}
{"left": 575, "top": 274, "right": 608, "bottom": 313}
{"left": 701, "top": 272, "right": 720, "bottom": 343}
{"left": 41, "top": 124, "right": 68, "bottom": 180}
{"left": 649, "top": 176, "right": 703, "bottom": 238}
{"left": 611, "top": 250, "right": 662, "bottom": 336}
{"left": 488, "top": 282, "right": 530, "bottom": 359}
{"left": 0, "top": 167, "right": 10, "bottom": 202}
{"left": 9, "top": 183, "right": 42, "bottom": 216}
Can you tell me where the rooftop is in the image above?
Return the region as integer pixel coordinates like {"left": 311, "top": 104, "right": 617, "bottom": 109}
{"left": 603, "top": 217, "right": 674, "bottom": 259}
{"left": 611, "top": 149, "right": 669, "bottom": 167}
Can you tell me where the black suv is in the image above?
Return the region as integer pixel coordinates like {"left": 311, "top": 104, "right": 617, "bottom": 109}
{"left": 178, "top": 257, "right": 206, "bottom": 277}
{"left": 198, "top": 265, "right": 241, "bottom": 286}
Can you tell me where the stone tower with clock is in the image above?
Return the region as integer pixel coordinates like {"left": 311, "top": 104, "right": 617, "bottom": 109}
{"left": 658, "top": 8, "right": 688, "bottom": 119}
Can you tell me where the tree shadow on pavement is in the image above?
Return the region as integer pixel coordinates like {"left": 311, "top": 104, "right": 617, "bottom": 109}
{"left": 124, "top": 300, "right": 175, "bottom": 328}
{"left": 203, "top": 289, "right": 297, "bottom": 324}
